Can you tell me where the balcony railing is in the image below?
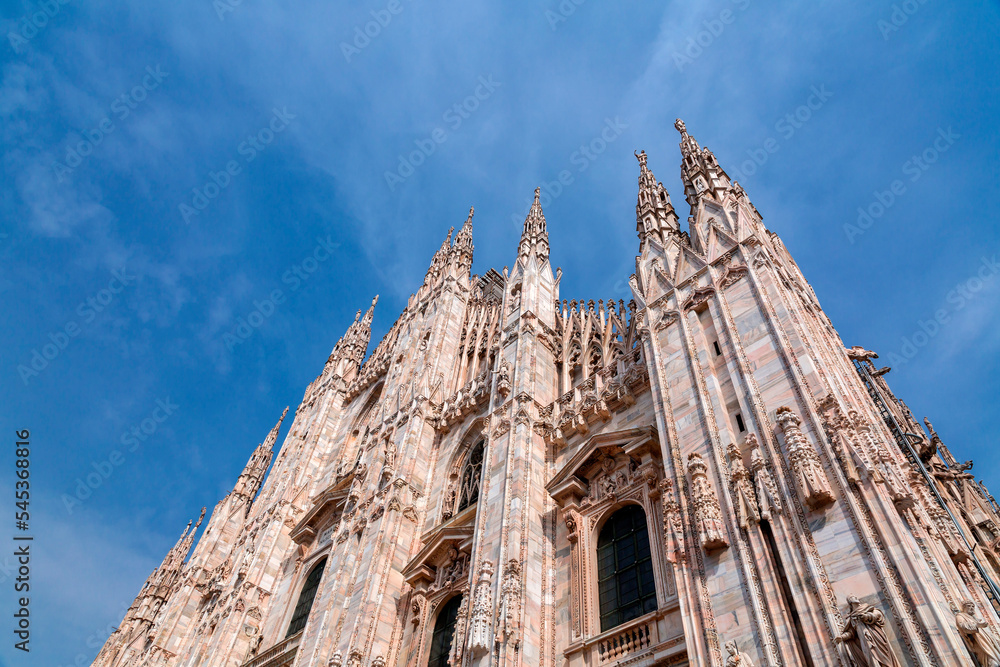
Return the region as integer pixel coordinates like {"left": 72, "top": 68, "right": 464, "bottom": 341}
{"left": 563, "top": 606, "right": 684, "bottom": 667}
{"left": 597, "top": 620, "right": 651, "bottom": 663}
{"left": 241, "top": 631, "right": 302, "bottom": 667}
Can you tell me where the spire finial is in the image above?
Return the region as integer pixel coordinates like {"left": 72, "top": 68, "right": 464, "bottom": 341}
{"left": 361, "top": 295, "right": 377, "bottom": 328}
{"left": 674, "top": 118, "right": 687, "bottom": 135}
{"left": 263, "top": 406, "right": 289, "bottom": 450}
{"left": 466, "top": 206, "right": 474, "bottom": 223}
{"left": 635, "top": 149, "right": 648, "bottom": 167}
{"left": 518, "top": 187, "right": 549, "bottom": 262}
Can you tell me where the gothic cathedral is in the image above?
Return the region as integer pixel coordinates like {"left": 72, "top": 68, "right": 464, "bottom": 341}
{"left": 93, "top": 121, "right": 1000, "bottom": 667}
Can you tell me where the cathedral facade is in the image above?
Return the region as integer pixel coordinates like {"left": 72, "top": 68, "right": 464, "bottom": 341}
{"left": 94, "top": 121, "right": 1000, "bottom": 667}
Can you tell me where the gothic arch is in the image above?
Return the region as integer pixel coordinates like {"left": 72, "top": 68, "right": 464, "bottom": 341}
{"left": 441, "top": 421, "right": 488, "bottom": 522}
{"left": 339, "top": 382, "right": 383, "bottom": 475}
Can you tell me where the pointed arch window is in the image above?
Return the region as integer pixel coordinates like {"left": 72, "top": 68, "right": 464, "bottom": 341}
{"left": 457, "top": 440, "right": 485, "bottom": 513}
{"left": 596, "top": 505, "right": 657, "bottom": 632}
{"left": 427, "top": 594, "right": 463, "bottom": 667}
{"left": 286, "top": 557, "right": 327, "bottom": 637}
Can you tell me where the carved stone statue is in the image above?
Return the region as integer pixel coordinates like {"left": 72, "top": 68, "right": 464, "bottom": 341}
{"left": 776, "top": 406, "right": 834, "bottom": 509}
{"left": 835, "top": 596, "right": 902, "bottom": 667}
{"left": 688, "top": 452, "right": 727, "bottom": 550}
{"left": 846, "top": 346, "right": 878, "bottom": 361}
{"left": 956, "top": 599, "right": 1000, "bottom": 667}
{"left": 727, "top": 442, "right": 760, "bottom": 530}
{"left": 747, "top": 434, "right": 782, "bottom": 521}
{"left": 725, "top": 639, "right": 756, "bottom": 667}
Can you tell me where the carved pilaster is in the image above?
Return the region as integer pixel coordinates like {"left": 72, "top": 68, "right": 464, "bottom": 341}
{"left": 468, "top": 560, "right": 494, "bottom": 656}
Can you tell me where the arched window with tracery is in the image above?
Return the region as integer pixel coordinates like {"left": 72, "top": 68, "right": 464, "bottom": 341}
{"left": 286, "top": 557, "right": 327, "bottom": 637}
{"left": 457, "top": 440, "right": 485, "bottom": 513}
{"left": 427, "top": 594, "right": 463, "bottom": 667}
{"left": 596, "top": 505, "right": 657, "bottom": 631}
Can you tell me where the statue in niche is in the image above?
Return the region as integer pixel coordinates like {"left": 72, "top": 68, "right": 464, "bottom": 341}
{"left": 724, "top": 639, "right": 756, "bottom": 667}
{"left": 835, "top": 596, "right": 902, "bottom": 667}
{"left": 956, "top": 600, "right": 1000, "bottom": 667}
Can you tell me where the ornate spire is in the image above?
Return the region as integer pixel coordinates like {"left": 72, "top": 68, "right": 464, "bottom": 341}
{"left": 518, "top": 187, "right": 549, "bottom": 262}
{"left": 361, "top": 295, "right": 378, "bottom": 330}
{"left": 454, "top": 206, "right": 474, "bottom": 250}
{"left": 233, "top": 407, "right": 288, "bottom": 505}
{"left": 451, "top": 206, "right": 475, "bottom": 277}
{"left": 325, "top": 297, "right": 378, "bottom": 381}
{"left": 634, "top": 149, "right": 679, "bottom": 242}
{"left": 674, "top": 118, "right": 732, "bottom": 208}
{"left": 158, "top": 507, "right": 206, "bottom": 576}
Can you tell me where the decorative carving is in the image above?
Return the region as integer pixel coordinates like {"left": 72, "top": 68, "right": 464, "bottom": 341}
{"left": 655, "top": 311, "right": 678, "bottom": 332}
{"left": 497, "top": 359, "right": 512, "bottom": 398}
{"left": 727, "top": 442, "right": 760, "bottom": 530}
{"left": 682, "top": 286, "right": 715, "bottom": 312}
{"left": 449, "top": 597, "right": 469, "bottom": 667}
{"left": 469, "top": 560, "right": 494, "bottom": 655}
{"left": 776, "top": 406, "right": 834, "bottom": 510}
{"left": 725, "top": 639, "right": 756, "bottom": 667}
{"left": 956, "top": 600, "right": 1000, "bottom": 667}
{"left": 719, "top": 265, "right": 749, "bottom": 290}
{"left": 846, "top": 346, "right": 878, "bottom": 361}
{"left": 410, "top": 597, "right": 422, "bottom": 625}
{"left": 434, "top": 547, "right": 469, "bottom": 591}
{"left": 660, "top": 478, "right": 686, "bottom": 563}
{"left": 494, "top": 418, "right": 511, "bottom": 438}
{"left": 835, "top": 596, "right": 902, "bottom": 667}
{"left": 563, "top": 508, "right": 579, "bottom": 543}
{"left": 688, "top": 452, "right": 728, "bottom": 550}
{"left": 495, "top": 559, "right": 522, "bottom": 645}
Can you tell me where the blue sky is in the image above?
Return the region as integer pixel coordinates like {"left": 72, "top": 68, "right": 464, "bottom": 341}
{"left": 1, "top": 1, "right": 998, "bottom": 665}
